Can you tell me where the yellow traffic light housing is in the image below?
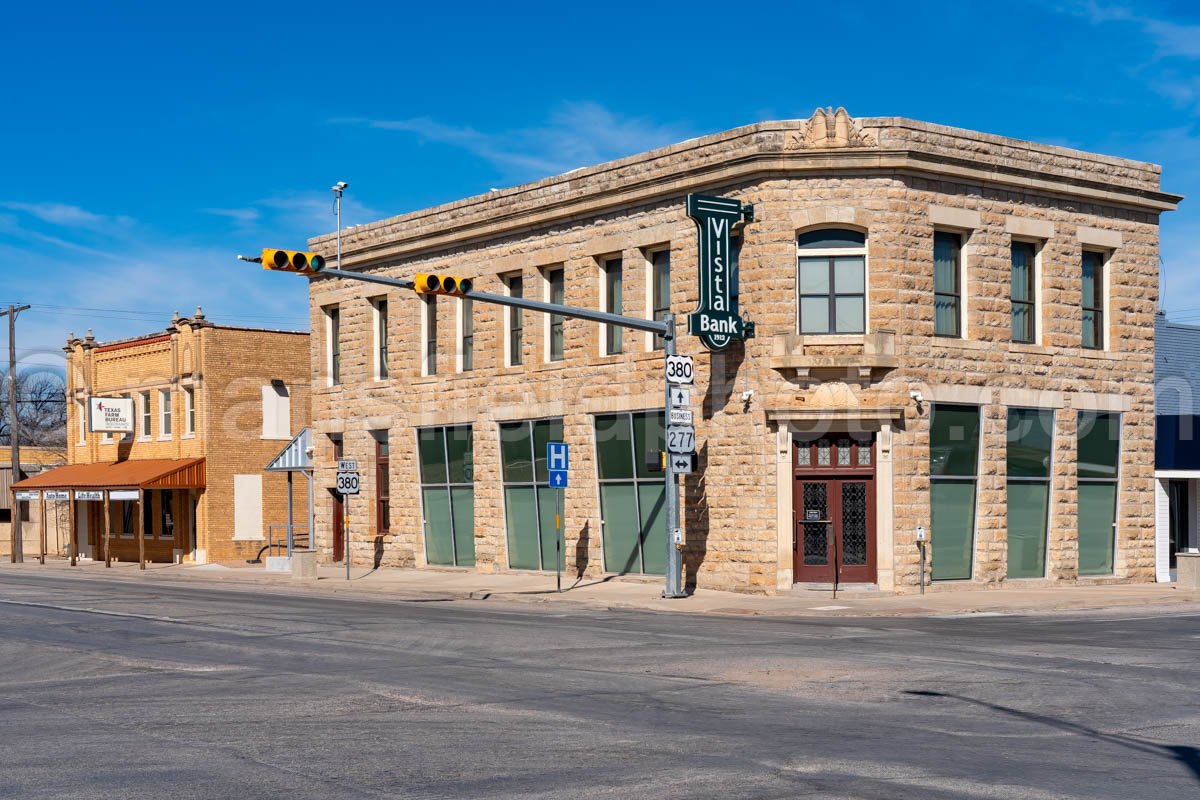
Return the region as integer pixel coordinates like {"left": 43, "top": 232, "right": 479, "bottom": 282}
{"left": 414, "top": 273, "right": 473, "bottom": 296}
{"left": 261, "top": 248, "right": 327, "bottom": 274}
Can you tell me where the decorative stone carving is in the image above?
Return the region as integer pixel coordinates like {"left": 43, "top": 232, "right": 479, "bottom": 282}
{"left": 788, "top": 107, "right": 876, "bottom": 150}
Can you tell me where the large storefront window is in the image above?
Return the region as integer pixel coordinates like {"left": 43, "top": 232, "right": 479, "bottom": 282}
{"left": 1007, "top": 408, "right": 1054, "bottom": 578}
{"left": 594, "top": 411, "right": 666, "bottom": 575}
{"left": 500, "top": 418, "right": 562, "bottom": 570}
{"left": 418, "top": 426, "right": 475, "bottom": 567}
{"left": 929, "top": 404, "right": 980, "bottom": 580}
{"left": 1077, "top": 411, "right": 1120, "bottom": 575}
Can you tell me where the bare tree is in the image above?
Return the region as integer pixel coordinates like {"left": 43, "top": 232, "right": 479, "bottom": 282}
{"left": 0, "top": 368, "right": 67, "bottom": 448}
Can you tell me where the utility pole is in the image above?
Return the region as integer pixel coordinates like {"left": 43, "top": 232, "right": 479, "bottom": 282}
{"left": 2, "top": 304, "right": 31, "bottom": 563}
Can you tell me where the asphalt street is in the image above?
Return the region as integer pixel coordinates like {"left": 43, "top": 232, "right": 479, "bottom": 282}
{"left": 0, "top": 571, "right": 1196, "bottom": 800}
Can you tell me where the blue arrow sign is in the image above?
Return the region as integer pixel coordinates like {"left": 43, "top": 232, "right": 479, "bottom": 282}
{"left": 549, "top": 470, "right": 568, "bottom": 488}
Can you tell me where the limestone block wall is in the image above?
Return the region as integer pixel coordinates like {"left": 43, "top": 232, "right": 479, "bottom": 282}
{"left": 307, "top": 112, "right": 1173, "bottom": 593}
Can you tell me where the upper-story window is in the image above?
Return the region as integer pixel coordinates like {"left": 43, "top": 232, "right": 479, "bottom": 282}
{"left": 184, "top": 387, "right": 195, "bottom": 436}
{"left": 326, "top": 306, "right": 341, "bottom": 385}
{"left": 421, "top": 295, "right": 438, "bottom": 377}
{"left": 159, "top": 389, "right": 172, "bottom": 437}
{"left": 1011, "top": 242, "right": 1038, "bottom": 343}
{"left": 934, "top": 231, "right": 963, "bottom": 337}
{"left": 546, "top": 267, "right": 565, "bottom": 362}
{"left": 505, "top": 273, "right": 524, "bottom": 367}
{"left": 649, "top": 249, "right": 670, "bottom": 350}
{"left": 373, "top": 297, "right": 389, "bottom": 380}
{"left": 602, "top": 256, "right": 624, "bottom": 354}
{"left": 797, "top": 229, "right": 866, "bottom": 335}
{"left": 140, "top": 391, "right": 152, "bottom": 438}
{"left": 1082, "top": 250, "right": 1105, "bottom": 350}
{"left": 459, "top": 297, "right": 474, "bottom": 372}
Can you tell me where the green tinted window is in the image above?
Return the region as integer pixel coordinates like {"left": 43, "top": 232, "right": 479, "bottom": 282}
{"left": 1078, "top": 483, "right": 1116, "bottom": 575}
{"left": 1007, "top": 482, "right": 1049, "bottom": 578}
{"left": 633, "top": 412, "right": 666, "bottom": 479}
{"left": 930, "top": 404, "right": 980, "bottom": 477}
{"left": 532, "top": 419, "right": 563, "bottom": 483}
{"left": 446, "top": 425, "right": 474, "bottom": 484}
{"left": 417, "top": 428, "right": 446, "bottom": 484}
{"left": 1007, "top": 409, "right": 1054, "bottom": 479}
{"left": 504, "top": 486, "right": 540, "bottom": 570}
{"left": 595, "top": 414, "right": 634, "bottom": 480}
{"left": 931, "top": 482, "right": 976, "bottom": 580}
{"left": 418, "top": 425, "right": 475, "bottom": 567}
{"left": 1077, "top": 412, "right": 1119, "bottom": 479}
{"left": 500, "top": 421, "right": 533, "bottom": 483}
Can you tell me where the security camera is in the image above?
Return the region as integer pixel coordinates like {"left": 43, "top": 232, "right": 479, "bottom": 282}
{"left": 740, "top": 389, "right": 755, "bottom": 402}
{"left": 909, "top": 390, "right": 924, "bottom": 403}
{"left": 332, "top": 181, "right": 349, "bottom": 191}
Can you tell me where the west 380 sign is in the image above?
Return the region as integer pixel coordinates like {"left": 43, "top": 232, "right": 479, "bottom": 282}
{"left": 686, "top": 194, "right": 755, "bottom": 350}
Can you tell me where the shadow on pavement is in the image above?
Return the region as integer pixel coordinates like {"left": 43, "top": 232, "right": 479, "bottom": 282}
{"left": 904, "top": 690, "right": 1200, "bottom": 784}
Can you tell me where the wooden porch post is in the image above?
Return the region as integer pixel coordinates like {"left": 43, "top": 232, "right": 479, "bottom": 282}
{"left": 103, "top": 490, "right": 111, "bottom": 568}
{"left": 68, "top": 494, "right": 76, "bottom": 567}
{"left": 137, "top": 488, "right": 145, "bottom": 570}
{"left": 39, "top": 492, "right": 46, "bottom": 565}
{"left": 8, "top": 489, "right": 15, "bottom": 563}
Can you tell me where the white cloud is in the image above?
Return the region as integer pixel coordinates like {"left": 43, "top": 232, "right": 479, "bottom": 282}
{"left": 336, "top": 101, "right": 694, "bottom": 181}
{"left": 0, "top": 201, "right": 134, "bottom": 230}
{"left": 201, "top": 207, "right": 262, "bottom": 224}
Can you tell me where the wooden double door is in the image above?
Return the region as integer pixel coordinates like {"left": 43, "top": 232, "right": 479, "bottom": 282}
{"left": 793, "top": 435, "right": 877, "bottom": 584}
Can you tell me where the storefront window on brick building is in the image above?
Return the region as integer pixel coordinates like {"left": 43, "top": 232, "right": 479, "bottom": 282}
{"left": 418, "top": 426, "right": 475, "bottom": 567}
{"left": 499, "top": 418, "right": 561, "bottom": 569}
{"left": 1007, "top": 408, "right": 1054, "bottom": 578}
{"left": 594, "top": 411, "right": 666, "bottom": 575}
{"left": 1078, "top": 411, "right": 1120, "bottom": 575}
{"left": 930, "top": 404, "right": 980, "bottom": 580}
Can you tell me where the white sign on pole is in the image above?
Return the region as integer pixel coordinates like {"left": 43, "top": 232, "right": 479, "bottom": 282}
{"left": 336, "top": 471, "right": 361, "bottom": 495}
{"left": 664, "top": 355, "right": 694, "bottom": 385}
{"left": 14, "top": 491, "right": 40, "bottom": 502}
{"left": 75, "top": 490, "right": 104, "bottom": 501}
{"left": 45, "top": 490, "right": 70, "bottom": 501}
{"left": 668, "top": 408, "right": 693, "bottom": 426}
{"left": 669, "top": 386, "right": 691, "bottom": 408}
{"left": 669, "top": 454, "right": 695, "bottom": 475}
{"left": 337, "top": 459, "right": 358, "bottom": 472}
{"left": 110, "top": 490, "right": 140, "bottom": 501}
{"left": 666, "top": 425, "right": 695, "bottom": 454}
{"left": 88, "top": 396, "right": 135, "bottom": 433}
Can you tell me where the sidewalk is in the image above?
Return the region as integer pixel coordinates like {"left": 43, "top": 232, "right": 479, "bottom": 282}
{"left": 6, "top": 557, "right": 1200, "bottom": 618}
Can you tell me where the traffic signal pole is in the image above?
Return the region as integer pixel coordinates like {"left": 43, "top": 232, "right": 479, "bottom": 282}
{"left": 315, "top": 267, "right": 687, "bottom": 597}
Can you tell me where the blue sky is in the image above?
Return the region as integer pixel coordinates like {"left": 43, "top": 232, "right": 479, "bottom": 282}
{"left": 3, "top": 0, "right": 1199, "bottom": 368}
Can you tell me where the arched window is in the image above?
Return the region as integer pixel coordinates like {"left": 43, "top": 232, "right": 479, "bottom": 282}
{"left": 797, "top": 228, "right": 866, "bottom": 334}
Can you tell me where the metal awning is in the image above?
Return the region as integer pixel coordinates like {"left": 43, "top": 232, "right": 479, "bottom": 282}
{"left": 10, "top": 458, "right": 206, "bottom": 491}
{"left": 265, "top": 428, "right": 313, "bottom": 472}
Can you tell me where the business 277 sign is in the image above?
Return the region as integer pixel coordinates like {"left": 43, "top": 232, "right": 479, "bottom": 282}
{"left": 686, "top": 194, "right": 755, "bottom": 350}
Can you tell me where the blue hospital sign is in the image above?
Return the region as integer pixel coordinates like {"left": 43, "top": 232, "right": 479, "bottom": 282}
{"left": 547, "top": 442, "right": 569, "bottom": 488}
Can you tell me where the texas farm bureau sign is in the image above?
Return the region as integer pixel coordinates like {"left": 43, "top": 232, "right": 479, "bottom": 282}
{"left": 686, "top": 194, "right": 755, "bottom": 350}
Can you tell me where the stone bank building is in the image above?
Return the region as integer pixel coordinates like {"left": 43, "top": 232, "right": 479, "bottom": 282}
{"left": 308, "top": 109, "right": 1179, "bottom": 594}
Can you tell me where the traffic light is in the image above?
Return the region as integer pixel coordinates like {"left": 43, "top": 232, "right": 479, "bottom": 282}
{"left": 414, "top": 273, "right": 473, "bottom": 296}
{"left": 261, "top": 248, "right": 327, "bottom": 274}
{"left": 645, "top": 450, "right": 666, "bottom": 473}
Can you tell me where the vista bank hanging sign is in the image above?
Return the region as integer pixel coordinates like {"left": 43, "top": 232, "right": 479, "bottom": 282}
{"left": 686, "top": 194, "right": 755, "bottom": 350}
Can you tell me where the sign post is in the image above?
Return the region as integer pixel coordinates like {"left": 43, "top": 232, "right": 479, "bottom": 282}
{"left": 547, "top": 443, "right": 568, "bottom": 592}
{"left": 661, "top": 316, "right": 687, "bottom": 598}
{"left": 336, "top": 459, "right": 359, "bottom": 581}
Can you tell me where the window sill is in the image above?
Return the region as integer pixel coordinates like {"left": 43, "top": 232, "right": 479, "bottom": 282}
{"left": 1007, "top": 343, "right": 1051, "bottom": 356}
{"left": 930, "top": 337, "right": 992, "bottom": 351}
{"left": 156, "top": 436, "right": 173, "bottom": 442}
{"left": 1075, "top": 347, "right": 1117, "bottom": 360}
{"left": 181, "top": 433, "right": 196, "bottom": 440}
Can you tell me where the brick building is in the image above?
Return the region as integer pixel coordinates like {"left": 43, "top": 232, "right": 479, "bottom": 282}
{"left": 1, "top": 447, "right": 67, "bottom": 560}
{"left": 13, "top": 311, "right": 309, "bottom": 564}
{"left": 306, "top": 108, "right": 1179, "bottom": 594}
